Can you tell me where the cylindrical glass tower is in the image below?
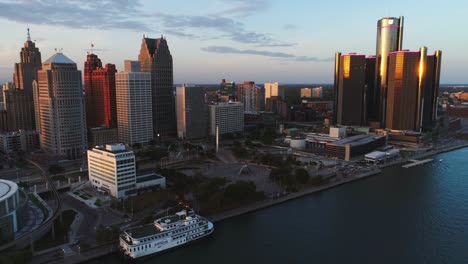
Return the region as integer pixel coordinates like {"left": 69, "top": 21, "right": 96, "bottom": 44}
{"left": 374, "top": 16, "right": 403, "bottom": 127}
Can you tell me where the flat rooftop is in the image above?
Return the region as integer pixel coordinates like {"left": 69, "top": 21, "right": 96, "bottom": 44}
{"left": 304, "top": 133, "right": 339, "bottom": 143}
{"left": 92, "top": 144, "right": 131, "bottom": 154}
{"left": 125, "top": 223, "right": 161, "bottom": 239}
{"left": 136, "top": 172, "right": 165, "bottom": 183}
{"left": 329, "top": 134, "right": 385, "bottom": 147}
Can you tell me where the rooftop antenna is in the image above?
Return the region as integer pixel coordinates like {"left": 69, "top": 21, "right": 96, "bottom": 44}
{"left": 27, "top": 28, "right": 31, "bottom": 41}
{"left": 90, "top": 41, "right": 95, "bottom": 54}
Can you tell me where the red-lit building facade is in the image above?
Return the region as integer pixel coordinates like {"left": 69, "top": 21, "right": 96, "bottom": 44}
{"left": 84, "top": 54, "right": 117, "bottom": 129}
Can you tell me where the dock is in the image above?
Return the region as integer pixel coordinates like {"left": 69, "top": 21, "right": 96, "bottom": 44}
{"left": 402, "top": 158, "right": 434, "bottom": 168}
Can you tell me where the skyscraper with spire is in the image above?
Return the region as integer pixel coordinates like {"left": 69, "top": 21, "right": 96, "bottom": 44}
{"left": 138, "top": 35, "right": 176, "bottom": 139}
{"left": 5, "top": 29, "right": 41, "bottom": 131}
{"left": 13, "top": 28, "right": 42, "bottom": 92}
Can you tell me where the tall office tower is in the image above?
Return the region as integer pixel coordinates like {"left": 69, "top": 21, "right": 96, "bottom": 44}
{"left": 138, "top": 36, "right": 176, "bottom": 139}
{"left": 374, "top": 16, "right": 404, "bottom": 126}
{"left": 422, "top": 50, "right": 442, "bottom": 130}
{"left": 300, "top": 87, "right": 324, "bottom": 99}
{"left": 34, "top": 53, "right": 87, "bottom": 159}
{"left": 8, "top": 29, "right": 42, "bottom": 132}
{"left": 176, "top": 85, "right": 208, "bottom": 140}
{"left": 364, "top": 56, "right": 376, "bottom": 124}
{"left": 84, "top": 53, "right": 117, "bottom": 129}
{"left": 237, "top": 81, "right": 263, "bottom": 113}
{"left": 219, "top": 79, "right": 236, "bottom": 102}
{"left": 208, "top": 102, "right": 244, "bottom": 136}
{"left": 301, "top": 88, "right": 312, "bottom": 98}
{"left": 124, "top": 60, "right": 140, "bottom": 72}
{"left": 88, "top": 144, "right": 136, "bottom": 199}
{"left": 334, "top": 54, "right": 367, "bottom": 126}
{"left": 3, "top": 87, "right": 35, "bottom": 131}
{"left": 264, "top": 82, "right": 279, "bottom": 104}
{"left": 333, "top": 52, "right": 341, "bottom": 125}
{"left": 13, "top": 29, "right": 42, "bottom": 92}
{"left": 385, "top": 48, "right": 441, "bottom": 131}
{"left": 278, "top": 86, "right": 302, "bottom": 105}
{"left": 1, "top": 83, "right": 12, "bottom": 107}
{"left": 115, "top": 61, "right": 153, "bottom": 146}
{"left": 0, "top": 83, "right": 12, "bottom": 103}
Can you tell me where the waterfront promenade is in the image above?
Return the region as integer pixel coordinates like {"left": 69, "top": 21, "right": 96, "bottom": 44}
{"left": 34, "top": 141, "right": 468, "bottom": 264}
{"left": 210, "top": 141, "right": 468, "bottom": 223}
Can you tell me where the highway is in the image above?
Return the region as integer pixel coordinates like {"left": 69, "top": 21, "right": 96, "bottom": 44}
{"left": 0, "top": 158, "right": 62, "bottom": 252}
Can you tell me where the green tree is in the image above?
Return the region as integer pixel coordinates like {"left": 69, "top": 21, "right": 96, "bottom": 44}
{"left": 223, "top": 181, "right": 259, "bottom": 205}
{"left": 310, "top": 175, "right": 323, "bottom": 186}
{"left": 295, "top": 168, "right": 310, "bottom": 184}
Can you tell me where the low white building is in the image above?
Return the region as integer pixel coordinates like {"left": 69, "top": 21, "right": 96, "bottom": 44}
{"left": 88, "top": 144, "right": 136, "bottom": 199}
{"left": 88, "top": 144, "right": 166, "bottom": 199}
{"left": 329, "top": 127, "right": 347, "bottom": 138}
{"left": 365, "top": 149, "right": 399, "bottom": 163}
{"left": 136, "top": 172, "right": 166, "bottom": 190}
{"left": 290, "top": 138, "right": 306, "bottom": 150}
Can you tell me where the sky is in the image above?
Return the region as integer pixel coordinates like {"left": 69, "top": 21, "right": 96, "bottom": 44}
{"left": 0, "top": 0, "right": 467, "bottom": 84}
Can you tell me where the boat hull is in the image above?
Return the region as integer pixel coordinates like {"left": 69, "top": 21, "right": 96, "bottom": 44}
{"left": 121, "top": 227, "right": 214, "bottom": 262}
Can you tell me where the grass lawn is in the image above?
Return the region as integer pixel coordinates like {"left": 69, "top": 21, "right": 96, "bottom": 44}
{"left": 94, "top": 199, "right": 103, "bottom": 207}
{"left": 34, "top": 209, "right": 77, "bottom": 251}
{"left": 79, "top": 194, "right": 90, "bottom": 200}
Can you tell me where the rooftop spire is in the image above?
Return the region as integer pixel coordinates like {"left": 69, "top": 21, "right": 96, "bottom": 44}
{"left": 27, "top": 28, "right": 31, "bottom": 41}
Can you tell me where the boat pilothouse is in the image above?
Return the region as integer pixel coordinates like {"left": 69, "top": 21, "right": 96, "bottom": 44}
{"left": 120, "top": 208, "right": 214, "bottom": 259}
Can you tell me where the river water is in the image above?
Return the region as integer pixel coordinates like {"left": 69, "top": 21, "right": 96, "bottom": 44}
{"left": 98, "top": 148, "right": 468, "bottom": 263}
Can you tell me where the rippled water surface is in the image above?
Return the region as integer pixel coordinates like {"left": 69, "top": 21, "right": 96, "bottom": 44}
{"left": 100, "top": 148, "right": 468, "bottom": 263}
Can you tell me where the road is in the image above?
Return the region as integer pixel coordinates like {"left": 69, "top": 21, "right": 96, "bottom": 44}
{"left": 0, "top": 158, "right": 62, "bottom": 251}
{"left": 62, "top": 195, "right": 99, "bottom": 246}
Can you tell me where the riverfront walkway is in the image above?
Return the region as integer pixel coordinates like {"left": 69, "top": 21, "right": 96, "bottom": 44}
{"left": 29, "top": 141, "right": 468, "bottom": 263}
{"left": 403, "top": 159, "right": 434, "bottom": 168}
{"left": 209, "top": 169, "right": 381, "bottom": 223}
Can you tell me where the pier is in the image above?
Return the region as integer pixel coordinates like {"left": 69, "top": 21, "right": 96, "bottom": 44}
{"left": 402, "top": 159, "right": 434, "bottom": 168}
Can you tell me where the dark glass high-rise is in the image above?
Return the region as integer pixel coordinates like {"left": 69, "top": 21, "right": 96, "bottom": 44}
{"left": 373, "top": 16, "right": 403, "bottom": 126}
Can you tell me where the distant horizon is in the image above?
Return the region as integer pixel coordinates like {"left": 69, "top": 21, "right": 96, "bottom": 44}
{"left": 1, "top": 0, "right": 468, "bottom": 84}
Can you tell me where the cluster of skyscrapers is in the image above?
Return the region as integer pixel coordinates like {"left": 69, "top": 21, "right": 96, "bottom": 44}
{"left": 334, "top": 16, "right": 442, "bottom": 132}
{"left": 0, "top": 16, "right": 442, "bottom": 158}
{"left": 0, "top": 30, "right": 179, "bottom": 159}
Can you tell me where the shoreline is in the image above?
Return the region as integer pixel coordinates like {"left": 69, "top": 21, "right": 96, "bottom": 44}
{"left": 208, "top": 142, "right": 468, "bottom": 223}
{"left": 46, "top": 142, "right": 468, "bottom": 263}
{"left": 208, "top": 169, "right": 381, "bottom": 223}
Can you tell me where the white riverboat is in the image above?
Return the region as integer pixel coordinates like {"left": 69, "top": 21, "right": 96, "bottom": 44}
{"left": 119, "top": 209, "right": 214, "bottom": 260}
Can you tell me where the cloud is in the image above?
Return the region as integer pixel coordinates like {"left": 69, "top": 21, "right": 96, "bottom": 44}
{"left": 220, "top": 0, "right": 271, "bottom": 17}
{"left": 283, "top": 24, "right": 297, "bottom": 30}
{"left": 155, "top": 12, "right": 294, "bottom": 46}
{"left": 256, "top": 43, "right": 297, "bottom": 47}
{"left": 0, "top": 0, "right": 293, "bottom": 47}
{"left": 0, "top": 0, "right": 150, "bottom": 31}
{"left": 201, "top": 46, "right": 333, "bottom": 62}
{"left": 164, "top": 29, "right": 198, "bottom": 39}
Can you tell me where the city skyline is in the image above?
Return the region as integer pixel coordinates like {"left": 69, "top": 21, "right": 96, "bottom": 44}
{"left": 0, "top": 0, "right": 467, "bottom": 84}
